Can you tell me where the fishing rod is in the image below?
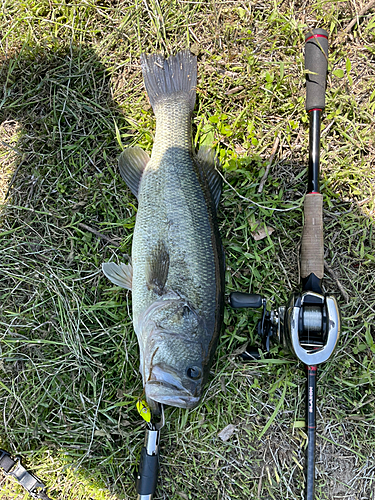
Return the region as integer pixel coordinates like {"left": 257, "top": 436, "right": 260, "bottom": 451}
{"left": 135, "top": 404, "right": 164, "bottom": 500}
{"left": 229, "top": 29, "right": 340, "bottom": 499}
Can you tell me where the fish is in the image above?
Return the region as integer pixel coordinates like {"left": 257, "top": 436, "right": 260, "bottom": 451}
{"left": 102, "top": 50, "right": 224, "bottom": 411}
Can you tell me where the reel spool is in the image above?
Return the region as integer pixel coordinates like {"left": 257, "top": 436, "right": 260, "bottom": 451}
{"left": 280, "top": 292, "right": 340, "bottom": 365}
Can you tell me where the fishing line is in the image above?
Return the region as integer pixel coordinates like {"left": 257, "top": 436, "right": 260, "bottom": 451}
{"left": 218, "top": 169, "right": 303, "bottom": 212}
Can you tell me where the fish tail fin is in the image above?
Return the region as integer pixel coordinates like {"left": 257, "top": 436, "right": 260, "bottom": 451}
{"left": 140, "top": 49, "right": 197, "bottom": 112}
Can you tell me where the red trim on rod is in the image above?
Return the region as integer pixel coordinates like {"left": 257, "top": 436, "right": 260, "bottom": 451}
{"left": 306, "top": 34, "right": 328, "bottom": 41}
{"left": 308, "top": 108, "right": 322, "bottom": 112}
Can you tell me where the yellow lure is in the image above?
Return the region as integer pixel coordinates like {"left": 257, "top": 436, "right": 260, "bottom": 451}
{"left": 136, "top": 399, "right": 151, "bottom": 423}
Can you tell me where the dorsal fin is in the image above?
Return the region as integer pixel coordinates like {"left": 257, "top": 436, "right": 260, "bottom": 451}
{"left": 197, "top": 146, "right": 222, "bottom": 209}
{"left": 119, "top": 147, "right": 150, "bottom": 199}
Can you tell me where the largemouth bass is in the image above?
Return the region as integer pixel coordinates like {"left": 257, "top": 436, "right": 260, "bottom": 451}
{"left": 103, "top": 50, "right": 224, "bottom": 410}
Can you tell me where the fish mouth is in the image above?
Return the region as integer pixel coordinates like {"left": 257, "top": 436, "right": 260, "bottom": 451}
{"left": 146, "top": 383, "right": 201, "bottom": 408}
{"left": 145, "top": 364, "right": 201, "bottom": 409}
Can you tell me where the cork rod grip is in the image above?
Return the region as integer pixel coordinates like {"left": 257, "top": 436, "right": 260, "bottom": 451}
{"left": 300, "top": 193, "right": 324, "bottom": 279}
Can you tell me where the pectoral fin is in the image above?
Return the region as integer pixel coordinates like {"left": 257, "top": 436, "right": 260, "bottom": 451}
{"left": 102, "top": 262, "right": 133, "bottom": 290}
{"left": 197, "top": 146, "right": 222, "bottom": 209}
{"left": 146, "top": 242, "right": 170, "bottom": 295}
{"left": 119, "top": 147, "right": 150, "bottom": 199}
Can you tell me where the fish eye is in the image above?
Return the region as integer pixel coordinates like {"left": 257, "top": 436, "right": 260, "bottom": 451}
{"left": 186, "top": 366, "right": 201, "bottom": 380}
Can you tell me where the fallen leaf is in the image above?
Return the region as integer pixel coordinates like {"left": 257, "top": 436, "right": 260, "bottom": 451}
{"left": 218, "top": 423, "right": 236, "bottom": 442}
{"left": 251, "top": 225, "right": 275, "bottom": 241}
{"left": 176, "top": 492, "right": 188, "bottom": 500}
{"left": 230, "top": 342, "right": 249, "bottom": 357}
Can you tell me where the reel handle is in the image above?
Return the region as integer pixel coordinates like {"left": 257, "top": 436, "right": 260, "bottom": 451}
{"left": 228, "top": 292, "right": 263, "bottom": 309}
{"left": 229, "top": 292, "right": 274, "bottom": 356}
{"left": 305, "top": 29, "right": 329, "bottom": 111}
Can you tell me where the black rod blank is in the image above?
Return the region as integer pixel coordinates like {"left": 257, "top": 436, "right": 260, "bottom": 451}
{"left": 308, "top": 109, "right": 321, "bottom": 194}
{"left": 306, "top": 365, "right": 317, "bottom": 500}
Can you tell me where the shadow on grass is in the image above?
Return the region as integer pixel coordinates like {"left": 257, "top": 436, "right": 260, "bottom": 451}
{"left": 0, "top": 42, "right": 142, "bottom": 500}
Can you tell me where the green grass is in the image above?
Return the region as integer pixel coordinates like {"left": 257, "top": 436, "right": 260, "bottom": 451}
{"left": 1, "top": 1, "right": 375, "bottom": 499}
